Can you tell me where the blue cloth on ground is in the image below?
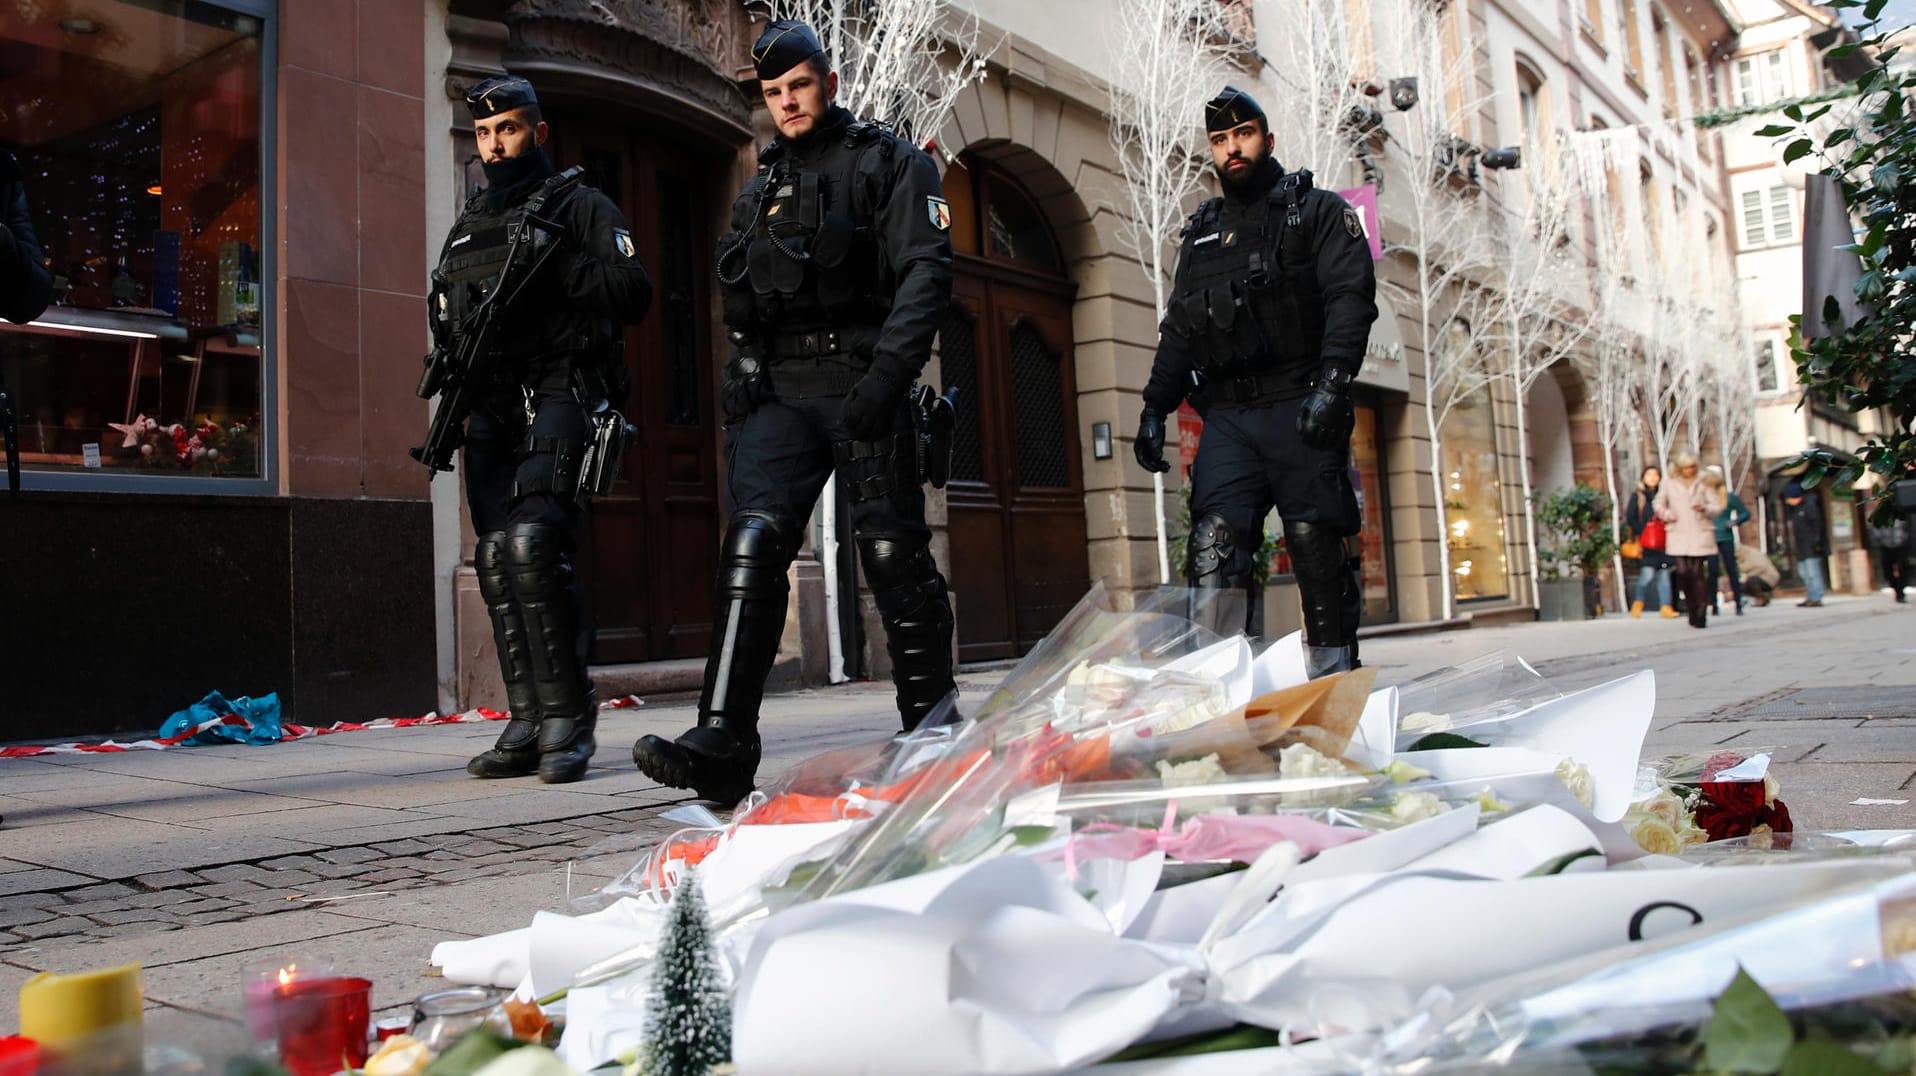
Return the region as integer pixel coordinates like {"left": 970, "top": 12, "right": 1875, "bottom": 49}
{"left": 157, "top": 691, "right": 284, "bottom": 746}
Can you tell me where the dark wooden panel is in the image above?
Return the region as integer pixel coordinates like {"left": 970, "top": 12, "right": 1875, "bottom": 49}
{"left": 949, "top": 504, "right": 1016, "bottom": 661}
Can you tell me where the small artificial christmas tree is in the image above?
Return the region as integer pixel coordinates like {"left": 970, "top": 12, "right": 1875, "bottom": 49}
{"left": 641, "top": 868, "right": 732, "bottom": 1076}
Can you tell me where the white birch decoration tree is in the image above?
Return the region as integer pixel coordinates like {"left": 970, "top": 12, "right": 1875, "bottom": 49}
{"left": 1104, "top": 0, "right": 1239, "bottom": 583}
{"left": 1480, "top": 131, "right": 1601, "bottom": 607}
{"left": 1583, "top": 336, "right": 1644, "bottom": 608}
{"left": 1247, "top": 0, "right": 1374, "bottom": 192}
{"left": 748, "top": 0, "right": 992, "bottom": 155}
{"left": 1370, "top": 0, "right": 1502, "bottom": 621}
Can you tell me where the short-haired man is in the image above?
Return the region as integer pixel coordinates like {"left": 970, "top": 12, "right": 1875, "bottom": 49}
{"left": 631, "top": 20, "right": 957, "bottom": 803}
{"left": 437, "top": 75, "right": 653, "bottom": 783}
{"left": 1134, "top": 87, "right": 1377, "bottom": 675}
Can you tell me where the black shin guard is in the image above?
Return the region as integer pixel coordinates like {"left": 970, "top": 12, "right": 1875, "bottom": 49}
{"left": 1286, "top": 519, "right": 1360, "bottom": 677}
{"left": 468, "top": 531, "right": 542, "bottom": 778}
{"left": 859, "top": 536, "right": 956, "bottom": 731}
{"left": 504, "top": 523, "right": 597, "bottom": 783}
{"left": 633, "top": 511, "right": 792, "bottom": 802}
{"left": 1186, "top": 512, "right": 1257, "bottom": 637}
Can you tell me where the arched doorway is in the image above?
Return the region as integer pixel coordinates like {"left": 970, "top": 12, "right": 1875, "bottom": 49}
{"left": 541, "top": 111, "right": 724, "bottom": 663}
{"left": 938, "top": 155, "right": 1090, "bottom": 660}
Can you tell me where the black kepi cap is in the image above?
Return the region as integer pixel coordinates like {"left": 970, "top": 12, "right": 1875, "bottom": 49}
{"left": 466, "top": 75, "right": 538, "bottom": 120}
{"left": 1205, "top": 85, "right": 1267, "bottom": 133}
{"left": 752, "top": 19, "right": 825, "bottom": 80}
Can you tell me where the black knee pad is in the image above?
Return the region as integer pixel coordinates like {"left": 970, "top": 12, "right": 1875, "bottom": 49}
{"left": 858, "top": 535, "right": 945, "bottom": 620}
{"left": 504, "top": 522, "right": 572, "bottom": 594}
{"left": 1185, "top": 513, "right": 1239, "bottom": 587}
{"left": 719, "top": 510, "right": 795, "bottom": 601}
{"left": 1286, "top": 520, "right": 1356, "bottom": 647}
{"left": 475, "top": 531, "right": 512, "bottom": 604}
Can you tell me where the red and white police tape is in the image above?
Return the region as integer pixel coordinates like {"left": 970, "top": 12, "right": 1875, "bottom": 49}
{"left": 0, "top": 695, "right": 643, "bottom": 758}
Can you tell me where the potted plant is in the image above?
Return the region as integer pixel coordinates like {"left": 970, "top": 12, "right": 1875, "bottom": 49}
{"left": 1535, "top": 483, "right": 1620, "bottom": 620}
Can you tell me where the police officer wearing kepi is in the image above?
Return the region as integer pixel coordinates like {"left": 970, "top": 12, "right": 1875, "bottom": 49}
{"left": 438, "top": 75, "right": 652, "bottom": 783}
{"left": 1134, "top": 86, "right": 1377, "bottom": 678}
{"left": 631, "top": 19, "right": 957, "bottom": 803}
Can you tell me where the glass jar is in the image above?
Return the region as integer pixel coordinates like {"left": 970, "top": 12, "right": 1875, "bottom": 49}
{"left": 407, "top": 987, "right": 509, "bottom": 1055}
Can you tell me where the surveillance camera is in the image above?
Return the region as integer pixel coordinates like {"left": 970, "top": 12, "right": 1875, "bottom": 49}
{"left": 1480, "top": 146, "right": 1522, "bottom": 170}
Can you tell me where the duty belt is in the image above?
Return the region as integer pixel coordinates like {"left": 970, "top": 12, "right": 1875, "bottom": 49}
{"left": 770, "top": 328, "right": 849, "bottom": 358}
{"left": 1207, "top": 370, "right": 1294, "bottom": 406}
{"left": 769, "top": 354, "right": 864, "bottom": 399}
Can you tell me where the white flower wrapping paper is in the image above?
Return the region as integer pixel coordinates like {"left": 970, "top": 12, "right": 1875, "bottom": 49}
{"left": 421, "top": 589, "right": 1916, "bottom": 1075}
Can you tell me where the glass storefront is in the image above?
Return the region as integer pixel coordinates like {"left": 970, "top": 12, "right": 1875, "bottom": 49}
{"left": 1439, "top": 387, "right": 1511, "bottom": 601}
{"left": 1351, "top": 402, "right": 1395, "bottom": 622}
{"left": 1, "top": 1, "right": 267, "bottom": 483}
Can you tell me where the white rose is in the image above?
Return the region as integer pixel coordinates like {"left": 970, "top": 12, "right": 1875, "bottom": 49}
{"left": 1279, "top": 743, "right": 1348, "bottom": 781}
{"left": 1630, "top": 815, "right": 1684, "bottom": 855}
{"left": 1390, "top": 791, "right": 1448, "bottom": 824}
{"left": 1634, "top": 788, "right": 1685, "bottom": 828}
{"left": 1400, "top": 711, "right": 1453, "bottom": 732}
{"left": 1763, "top": 773, "right": 1780, "bottom": 808}
{"left": 1555, "top": 758, "right": 1595, "bottom": 810}
{"left": 1157, "top": 754, "right": 1227, "bottom": 787}
{"left": 1678, "top": 815, "right": 1710, "bottom": 847}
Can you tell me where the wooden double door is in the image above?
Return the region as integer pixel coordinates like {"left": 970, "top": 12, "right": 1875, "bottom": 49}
{"left": 543, "top": 119, "right": 719, "bottom": 663}
{"left": 943, "top": 269, "right": 1091, "bottom": 661}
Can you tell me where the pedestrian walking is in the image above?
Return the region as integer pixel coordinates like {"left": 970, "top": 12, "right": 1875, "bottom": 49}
{"left": 1132, "top": 86, "right": 1377, "bottom": 676}
{"left": 1623, "top": 465, "right": 1676, "bottom": 618}
{"left": 1783, "top": 480, "right": 1829, "bottom": 606}
{"left": 1868, "top": 485, "right": 1910, "bottom": 603}
{"left": 1704, "top": 466, "right": 1751, "bottom": 615}
{"left": 1654, "top": 452, "right": 1723, "bottom": 629}
{"left": 632, "top": 20, "right": 958, "bottom": 804}
{"left": 431, "top": 76, "right": 654, "bottom": 784}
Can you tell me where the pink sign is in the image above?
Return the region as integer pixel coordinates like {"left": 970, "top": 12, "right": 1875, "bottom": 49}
{"left": 1338, "top": 184, "right": 1384, "bottom": 261}
{"left": 1176, "top": 403, "right": 1202, "bottom": 477}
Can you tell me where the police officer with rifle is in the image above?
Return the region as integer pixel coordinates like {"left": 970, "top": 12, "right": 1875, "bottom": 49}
{"left": 418, "top": 75, "right": 651, "bottom": 783}
{"left": 1134, "top": 87, "right": 1377, "bottom": 678}
{"left": 631, "top": 20, "right": 958, "bottom": 804}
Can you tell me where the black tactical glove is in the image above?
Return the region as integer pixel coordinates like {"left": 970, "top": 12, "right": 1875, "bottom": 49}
{"left": 840, "top": 368, "right": 903, "bottom": 442}
{"left": 1297, "top": 366, "right": 1355, "bottom": 452}
{"left": 720, "top": 336, "right": 774, "bottom": 424}
{"left": 1134, "top": 406, "right": 1171, "bottom": 474}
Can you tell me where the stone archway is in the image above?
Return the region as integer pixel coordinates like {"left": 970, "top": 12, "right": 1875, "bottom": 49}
{"left": 1526, "top": 368, "right": 1574, "bottom": 502}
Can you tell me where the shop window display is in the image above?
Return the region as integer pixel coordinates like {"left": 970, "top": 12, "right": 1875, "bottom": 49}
{"left": 1439, "top": 387, "right": 1510, "bottom": 600}
{"left": 0, "top": 2, "right": 265, "bottom": 480}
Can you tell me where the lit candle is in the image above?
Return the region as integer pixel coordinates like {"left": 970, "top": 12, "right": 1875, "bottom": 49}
{"left": 273, "top": 976, "right": 372, "bottom": 1076}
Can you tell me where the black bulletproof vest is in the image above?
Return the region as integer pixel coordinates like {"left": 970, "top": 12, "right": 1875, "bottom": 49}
{"left": 716, "top": 122, "right": 891, "bottom": 332}
{"left": 434, "top": 170, "right": 581, "bottom": 363}
{"left": 1167, "top": 171, "right": 1326, "bottom": 376}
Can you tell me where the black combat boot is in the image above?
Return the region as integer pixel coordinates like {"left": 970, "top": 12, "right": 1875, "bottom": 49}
{"left": 469, "top": 531, "right": 543, "bottom": 778}
{"left": 633, "top": 512, "right": 789, "bottom": 803}
{"left": 504, "top": 522, "right": 598, "bottom": 784}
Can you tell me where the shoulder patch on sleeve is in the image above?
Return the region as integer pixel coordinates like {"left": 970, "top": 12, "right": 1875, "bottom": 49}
{"left": 926, "top": 195, "right": 951, "bottom": 231}
{"left": 1343, "top": 206, "right": 1364, "bottom": 239}
{"left": 613, "top": 228, "right": 635, "bottom": 258}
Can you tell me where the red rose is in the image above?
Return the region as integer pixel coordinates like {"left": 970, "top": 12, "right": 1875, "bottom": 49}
{"left": 1701, "top": 780, "right": 1767, "bottom": 815}
{"left": 1763, "top": 799, "right": 1792, "bottom": 834}
{"left": 1695, "top": 802, "right": 1753, "bottom": 842}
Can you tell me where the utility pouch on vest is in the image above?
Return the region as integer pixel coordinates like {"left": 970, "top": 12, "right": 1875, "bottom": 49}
{"left": 811, "top": 213, "right": 864, "bottom": 309}
{"left": 579, "top": 408, "right": 636, "bottom": 500}
{"left": 911, "top": 382, "right": 959, "bottom": 489}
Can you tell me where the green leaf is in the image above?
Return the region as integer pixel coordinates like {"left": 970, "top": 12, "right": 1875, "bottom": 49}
{"left": 1781, "top": 1039, "right": 1895, "bottom": 1076}
{"left": 1803, "top": 460, "right": 1829, "bottom": 489}
{"left": 1871, "top": 160, "right": 1903, "bottom": 192}
{"left": 1828, "top": 127, "right": 1856, "bottom": 146}
{"left": 1406, "top": 732, "right": 1489, "bottom": 751}
{"left": 1784, "top": 138, "right": 1816, "bottom": 165}
{"left": 425, "top": 1029, "right": 518, "bottom": 1076}
{"left": 1754, "top": 123, "right": 1795, "bottom": 138}
{"left": 1866, "top": 0, "right": 1889, "bottom": 18}
{"left": 1703, "top": 967, "right": 1795, "bottom": 1074}
{"left": 1785, "top": 103, "right": 1806, "bottom": 122}
{"left": 1829, "top": 42, "right": 1861, "bottom": 58}
{"left": 1103, "top": 1024, "right": 1288, "bottom": 1061}
{"left": 1804, "top": 104, "right": 1833, "bottom": 122}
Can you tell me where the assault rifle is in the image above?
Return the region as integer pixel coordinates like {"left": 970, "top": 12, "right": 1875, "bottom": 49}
{"left": 410, "top": 168, "right": 582, "bottom": 473}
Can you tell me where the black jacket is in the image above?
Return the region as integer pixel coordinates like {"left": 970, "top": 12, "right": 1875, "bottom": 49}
{"left": 0, "top": 151, "right": 53, "bottom": 325}
{"left": 727, "top": 106, "right": 954, "bottom": 389}
{"left": 1143, "top": 158, "right": 1377, "bottom": 412}
{"left": 1789, "top": 495, "right": 1827, "bottom": 560}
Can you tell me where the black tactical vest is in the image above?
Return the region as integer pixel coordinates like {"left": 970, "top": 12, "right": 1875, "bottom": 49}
{"left": 1167, "top": 170, "right": 1326, "bottom": 376}
{"left": 434, "top": 170, "right": 598, "bottom": 367}
{"left": 715, "top": 122, "right": 892, "bottom": 334}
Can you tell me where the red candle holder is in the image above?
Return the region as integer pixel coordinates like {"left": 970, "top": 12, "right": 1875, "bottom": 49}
{"left": 0, "top": 1036, "right": 41, "bottom": 1076}
{"left": 272, "top": 976, "right": 372, "bottom": 1076}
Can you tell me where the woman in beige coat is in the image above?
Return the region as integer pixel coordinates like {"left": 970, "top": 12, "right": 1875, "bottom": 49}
{"left": 1653, "top": 452, "right": 1725, "bottom": 628}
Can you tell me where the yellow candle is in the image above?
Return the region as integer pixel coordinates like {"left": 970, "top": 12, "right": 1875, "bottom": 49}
{"left": 18, "top": 963, "right": 143, "bottom": 1045}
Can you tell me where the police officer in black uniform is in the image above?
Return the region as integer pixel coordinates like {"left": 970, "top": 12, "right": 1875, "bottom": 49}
{"left": 1134, "top": 87, "right": 1377, "bottom": 678}
{"left": 439, "top": 76, "right": 653, "bottom": 783}
{"left": 631, "top": 20, "right": 956, "bottom": 803}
